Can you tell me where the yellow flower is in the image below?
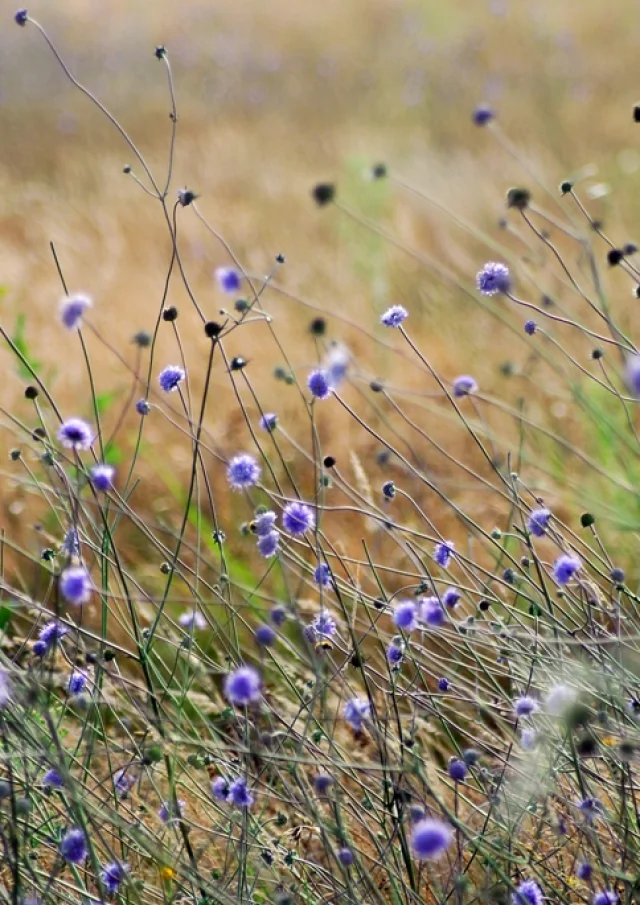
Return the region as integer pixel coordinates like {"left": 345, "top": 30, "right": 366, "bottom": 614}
{"left": 160, "top": 866, "right": 175, "bottom": 881}
{"left": 602, "top": 736, "right": 616, "bottom": 746}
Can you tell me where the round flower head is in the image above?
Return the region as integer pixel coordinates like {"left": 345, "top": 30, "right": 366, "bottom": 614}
{"left": 447, "top": 758, "right": 468, "bottom": 782}
{"left": 178, "top": 610, "right": 207, "bottom": 630}
{"left": 270, "top": 605, "right": 287, "bottom": 625}
{"left": 314, "top": 563, "right": 331, "bottom": 587}
{"left": 15, "top": 9, "right": 29, "bottom": 26}
{"left": 344, "top": 696, "right": 371, "bottom": 731}
{"left": 393, "top": 600, "right": 417, "bottom": 632}
{"left": 442, "top": 587, "right": 460, "bottom": 608}
{"left": 60, "top": 293, "right": 92, "bottom": 330}
{"left": 576, "top": 862, "right": 592, "bottom": 881}
{"left": 578, "top": 796, "right": 603, "bottom": 821}
{"left": 437, "top": 677, "right": 449, "bottom": 692}
{"left": 552, "top": 554, "right": 581, "bottom": 585}
{"left": 410, "top": 818, "right": 453, "bottom": 859}
{"left": 0, "top": 669, "right": 12, "bottom": 710}
{"left": 158, "top": 365, "right": 185, "bottom": 394}
{"left": 38, "top": 620, "right": 67, "bottom": 652}
{"left": 227, "top": 454, "right": 261, "bottom": 490}
{"left": 625, "top": 354, "right": 640, "bottom": 398}
{"left": 90, "top": 464, "right": 115, "bottom": 493}
{"left": 433, "top": 541, "right": 454, "bottom": 568}
{"left": 101, "top": 862, "right": 130, "bottom": 895}
{"left": 60, "top": 566, "right": 92, "bottom": 606}
{"left": 308, "top": 369, "right": 332, "bottom": 400}
{"left": 159, "top": 799, "right": 185, "bottom": 825}
{"left": 453, "top": 375, "right": 478, "bottom": 398}
{"left": 380, "top": 305, "right": 408, "bottom": 328}
{"left": 524, "top": 319, "right": 537, "bottom": 335}
{"left": 528, "top": 508, "right": 551, "bottom": 537}
{"left": 314, "top": 773, "right": 333, "bottom": 794}
{"left": 255, "top": 624, "right": 276, "bottom": 646}
{"left": 472, "top": 104, "right": 494, "bottom": 126}
{"left": 60, "top": 828, "right": 88, "bottom": 864}
{"left": 593, "top": 892, "right": 618, "bottom": 905}
{"left": 514, "top": 695, "right": 538, "bottom": 718}
{"left": 215, "top": 266, "right": 242, "bottom": 294}
{"left": 62, "top": 527, "right": 80, "bottom": 557}
{"left": 257, "top": 531, "right": 279, "bottom": 557}
{"left": 283, "top": 501, "right": 315, "bottom": 536}
{"left": 43, "top": 768, "right": 64, "bottom": 789}
{"left": 520, "top": 728, "right": 536, "bottom": 750}
{"left": 420, "top": 597, "right": 446, "bottom": 627}
{"left": 313, "top": 611, "right": 337, "bottom": 638}
{"left": 136, "top": 398, "right": 151, "bottom": 416}
{"left": 259, "top": 412, "right": 278, "bottom": 432}
{"left": 382, "top": 481, "right": 396, "bottom": 500}
{"left": 68, "top": 670, "right": 88, "bottom": 696}
{"left": 114, "top": 768, "right": 135, "bottom": 799}
{"left": 387, "top": 641, "right": 404, "bottom": 664}
{"left": 546, "top": 683, "right": 577, "bottom": 716}
{"left": 224, "top": 666, "right": 261, "bottom": 706}
{"left": 513, "top": 880, "right": 543, "bottom": 905}
{"left": 476, "top": 262, "right": 511, "bottom": 296}
{"left": 227, "top": 777, "right": 254, "bottom": 809}
{"left": 57, "top": 418, "right": 94, "bottom": 451}
{"left": 338, "top": 847, "right": 353, "bottom": 866}
{"left": 324, "top": 343, "right": 350, "bottom": 388}
{"left": 254, "top": 511, "right": 277, "bottom": 536}
{"left": 211, "top": 776, "right": 229, "bottom": 802}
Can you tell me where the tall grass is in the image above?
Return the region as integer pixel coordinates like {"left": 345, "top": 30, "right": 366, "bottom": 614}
{"left": 0, "top": 7, "right": 639, "bottom": 905}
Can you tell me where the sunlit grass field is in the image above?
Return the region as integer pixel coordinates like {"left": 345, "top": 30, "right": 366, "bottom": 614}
{"left": 1, "top": 2, "right": 640, "bottom": 904}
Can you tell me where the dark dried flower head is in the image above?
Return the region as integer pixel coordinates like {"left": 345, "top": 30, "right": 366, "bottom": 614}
{"left": 506, "top": 187, "right": 531, "bottom": 210}
{"left": 312, "top": 183, "right": 336, "bottom": 206}
{"left": 177, "top": 188, "right": 197, "bottom": 206}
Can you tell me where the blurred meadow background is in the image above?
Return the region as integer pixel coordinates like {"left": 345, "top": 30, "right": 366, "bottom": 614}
{"left": 2, "top": 1, "right": 640, "bottom": 903}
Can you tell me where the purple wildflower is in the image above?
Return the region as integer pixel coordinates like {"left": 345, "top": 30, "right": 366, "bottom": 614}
{"left": 472, "top": 105, "right": 494, "bottom": 126}
{"left": 576, "top": 862, "right": 592, "bottom": 881}
{"left": 410, "top": 818, "right": 453, "bottom": 859}
{"left": 227, "top": 777, "right": 254, "bottom": 808}
{"left": 227, "top": 454, "right": 261, "bottom": 490}
{"left": 68, "top": 670, "right": 88, "bottom": 696}
{"left": 90, "top": 464, "right": 115, "bottom": 492}
{"left": 382, "top": 481, "right": 396, "bottom": 500}
{"left": 101, "top": 862, "right": 129, "bottom": 895}
{"left": 380, "top": 305, "right": 408, "bottom": 327}
{"left": 420, "top": 597, "right": 446, "bottom": 627}
{"left": 433, "top": 541, "right": 454, "bottom": 568}
{"left": 159, "top": 799, "right": 185, "bottom": 826}
{"left": 552, "top": 554, "right": 581, "bottom": 585}
{"left": 136, "top": 398, "right": 151, "bottom": 416}
{"left": 578, "top": 797, "right": 603, "bottom": 822}
{"left": 308, "top": 369, "right": 332, "bottom": 400}
{"left": 437, "top": 677, "right": 449, "bottom": 692}
{"left": 520, "top": 728, "right": 536, "bottom": 749}
{"left": 178, "top": 611, "right": 207, "bottom": 630}
{"left": 224, "top": 666, "right": 261, "bottom": 706}
{"left": 625, "top": 355, "right": 640, "bottom": 397}
{"left": 453, "top": 375, "right": 478, "bottom": 398}
{"left": 528, "top": 508, "right": 551, "bottom": 537}
{"left": 338, "top": 847, "right": 353, "bottom": 866}
{"left": 255, "top": 624, "right": 276, "bottom": 646}
{"left": 314, "top": 774, "right": 333, "bottom": 794}
{"left": 393, "top": 600, "right": 417, "bottom": 632}
{"left": 593, "top": 892, "right": 618, "bottom": 905}
{"left": 158, "top": 365, "right": 185, "bottom": 393}
{"left": 215, "top": 266, "right": 242, "bottom": 294}
{"left": 211, "top": 777, "right": 229, "bottom": 802}
{"left": 524, "top": 320, "right": 537, "bottom": 335}
{"left": 43, "top": 768, "right": 64, "bottom": 789}
{"left": 447, "top": 759, "right": 468, "bottom": 782}
{"left": 60, "top": 566, "right": 92, "bottom": 606}
{"left": 283, "top": 501, "right": 315, "bottom": 536}
{"left": 513, "top": 880, "right": 543, "bottom": 905}
{"left": 254, "top": 511, "right": 277, "bottom": 536}
{"left": 387, "top": 640, "right": 404, "bottom": 665}
{"left": 476, "top": 262, "right": 511, "bottom": 296}
{"left": 60, "top": 293, "right": 92, "bottom": 330}
{"left": 313, "top": 611, "right": 337, "bottom": 638}
{"left": 57, "top": 418, "right": 94, "bottom": 451}
{"left": 0, "top": 670, "right": 12, "bottom": 710}
{"left": 259, "top": 412, "right": 278, "bottom": 432}
{"left": 514, "top": 696, "right": 538, "bottom": 718}
{"left": 114, "top": 768, "right": 135, "bottom": 799}
{"left": 60, "top": 828, "right": 88, "bottom": 864}
{"left": 270, "top": 605, "right": 287, "bottom": 625}
{"left": 257, "top": 531, "right": 279, "bottom": 557}
{"left": 62, "top": 527, "right": 80, "bottom": 557}
{"left": 15, "top": 9, "right": 28, "bottom": 26}
{"left": 344, "top": 697, "right": 371, "bottom": 731}
{"left": 38, "top": 620, "right": 68, "bottom": 652}
{"left": 442, "top": 587, "right": 460, "bottom": 608}
{"left": 314, "top": 563, "right": 331, "bottom": 586}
